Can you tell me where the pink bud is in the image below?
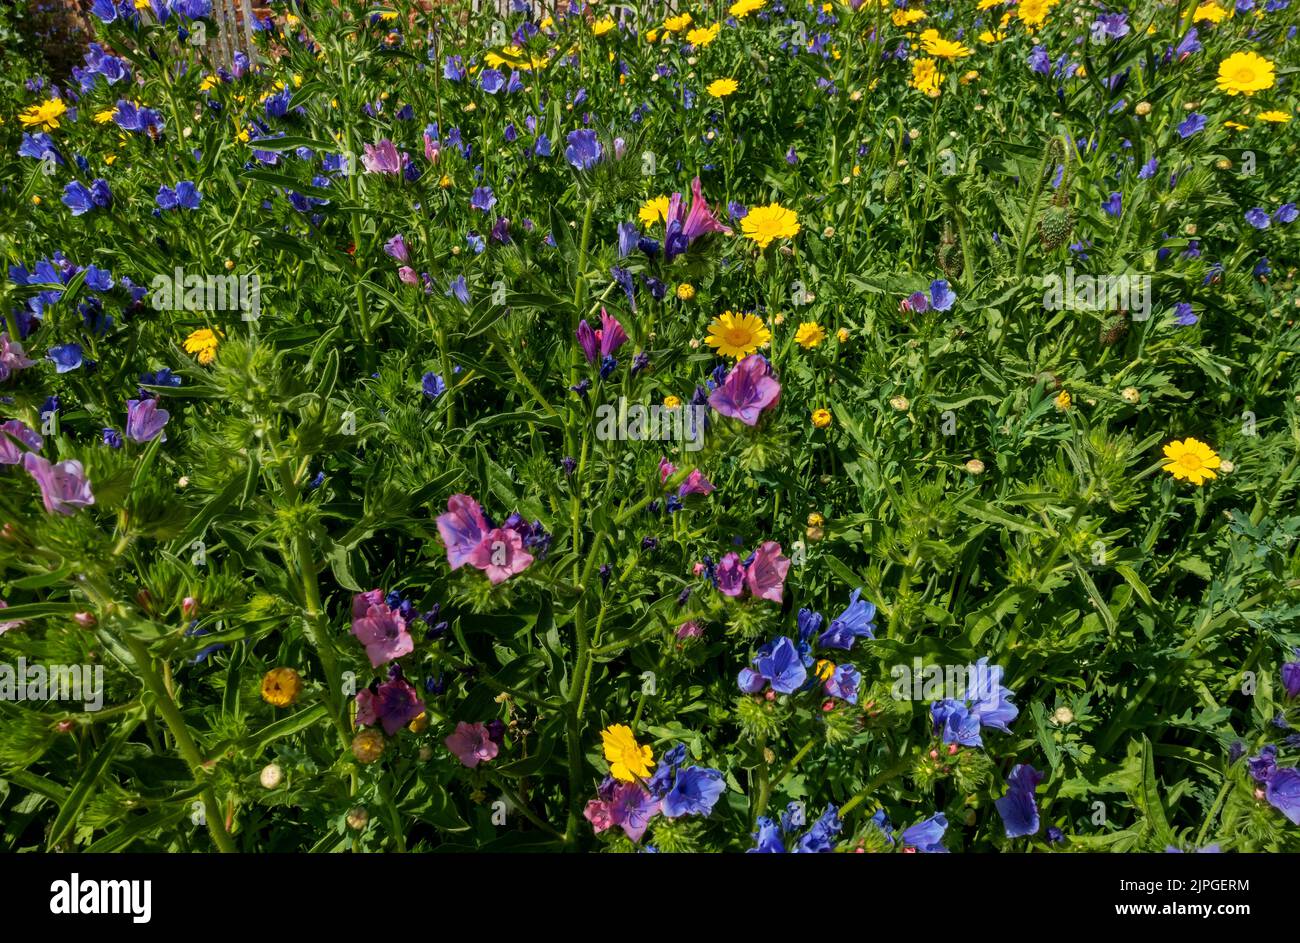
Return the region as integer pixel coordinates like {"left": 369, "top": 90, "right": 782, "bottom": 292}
{"left": 74, "top": 611, "right": 96, "bottom": 629}
{"left": 692, "top": 562, "right": 705, "bottom": 576}
{"left": 947, "top": 743, "right": 959, "bottom": 756}
{"left": 929, "top": 749, "right": 939, "bottom": 760}
{"left": 822, "top": 699, "right": 835, "bottom": 712}
{"left": 56, "top": 719, "right": 76, "bottom": 734}
{"left": 398, "top": 266, "right": 419, "bottom": 285}
{"left": 764, "top": 690, "right": 776, "bottom": 702}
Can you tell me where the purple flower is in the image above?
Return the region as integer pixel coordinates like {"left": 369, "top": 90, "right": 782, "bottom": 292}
{"left": 739, "top": 636, "right": 807, "bottom": 695}
{"left": 576, "top": 319, "right": 600, "bottom": 363}
{"left": 356, "top": 678, "right": 426, "bottom": 735}
{"left": 1092, "top": 12, "right": 1129, "bottom": 39}
{"left": 445, "top": 721, "right": 499, "bottom": 768}
{"left": 22, "top": 453, "right": 95, "bottom": 515}
{"left": 0, "top": 420, "right": 43, "bottom": 464}
{"left": 1265, "top": 767, "right": 1300, "bottom": 825}
{"left": 598, "top": 308, "right": 628, "bottom": 358}
{"left": 156, "top": 181, "right": 202, "bottom": 210}
{"left": 1283, "top": 655, "right": 1300, "bottom": 699}
{"left": 1275, "top": 203, "right": 1298, "bottom": 224}
{"left": 1173, "top": 302, "right": 1198, "bottom": 326}
{"left": 436, "top": 494, "right": 490, "bottom": 570}
{"left": 0, "top": 334, "right": 37, "bottom": 382}
{"left": 1176, "top": 113, "right": 1206, "bottom": 139}
{"left": 709, "top": 354, "right": 781, "bottom": 426}
{"left": 664, "top": 177, "right": 733, "bottom": 260}
{"left": 383, "top": 234, "right": 410, "bottom": 263}
{"left": 470, "top": 186, "right": 497, "bottom": 212}
{"left": 995, "top": 763, "right": 1044, "bottom": 838}
{"left": 125, "top": 398, "right": 169, "bottom": 443}
{"left": 817, "top": 588, "right": 877, "bottom": 650}
{"left": 1248, "top": 745, "right": 1278, "bottom": 783}
{"left": 1174, "top": 27, "right": 1202, "bottom": 58}
{"left": 480, "top": 68, "right": 504, "bottom": 94}
{"left": 565, "top": 129, "right": 603, "bottom": 170}
{"left": 1102, "top": 192, "right": 1123, "bottom": 217}
{"left": 825, "top": 664, "right": 860, "bottom": 704}
{"left": 1138, "top": 157, "right": 1159, "bottom": 180}
{"left": 361, "top": 139, "right": 406, "bottom": 175}
{"left": 422, "top": 372, "right": 445, "bottom": 399}
{"left": 662, "top": 766, "right": 726, "bottom": 819}
{"left": 608, "top": 782, "right": 660, "bottom": 842}
{"left": 1029, "top": 46, "right": 1051, "bottom": 75}
{"left": 716, "top": 552, "right": 745, "bottom": 597}
{"left": 929, "top": 279, "right": 956, "bottom": 311}
{"left": 1246, "top": 207, "right": 1271, "bottom": 230}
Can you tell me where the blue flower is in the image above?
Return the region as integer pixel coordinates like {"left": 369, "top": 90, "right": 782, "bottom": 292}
{"left": 1138, "top": 157, "right": 1158, "bottom": 180}
{"left": 1245, "top": 207, "right": 1271, "bottom": 229}
{"left": 994, "top": 763, "right": 1043, "bottom": 838}
{"left": 565, "top": 129, "right": 603, "bottom": 170}
{"left": 793, "top": 805, "right": 842, "bottom": 853}
{"left": 825, "top": 664, "right": 860, "bottom": 704}
{"left": 931, "top": 698, "right": 983, "bottom": 746}
{"left": 47, "top": 344, "right": 85, "bottom": 373}
{"left": 422, "top": 372, "right": 445, "bottom": 399}
{"left": 446, "top": 276, "right": 471, "bottom": 305}
{"left": 929, "top": 279, "right": 956, "bottom": 311}
{"left": 816, "top": 587, "right": 877, "bottom": 650}
{"left": 1173, "top": 302, "right": 1198, "bottom": 326}
{"left": 470, "top": 186, "right": 496, "bottom": 212}
{"left": 157, "top": 181, "right": 202, "bottom": 210}
{"left": 662, "top": 766, "right": 726, "bottom": 819}
{"left": 1176, "top": 113, "right": 1206, "bottom": 139}
{"left": 749, "top": 817, "right": 786, "bottom": 853}
{"left": 1028, "top": 46, "right": 1051, "bottom": 75}
{"left": 901, "top": 812, "right": 949, "bottom": 852}
{"left": 1102, "top": 191, "right": 1123, "bottom": 217}
{"left": 62, "top": 181, "right": 97, "bottom": 216}
{"left": 738, "top": 636, "right": 807, "bottom": 695}
{"left": 1272, "top": 203, "right": 1297, "bottom": 224}
{"left": 480, "top": 68, "right": 504, "bottom": 94}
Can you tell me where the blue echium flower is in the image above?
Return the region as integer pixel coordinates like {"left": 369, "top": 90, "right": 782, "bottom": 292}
{"left": 738, "top": 636, "right": 807, "bottom": 695}
{"left": 749, "top": 804, "right": 842, "bottom": 853}
{"left": 816, "top": 588, "right": 877, "bottom": 650}
{"left": 994, "top": 763, "right": 1044, "bottom": 838}
{"left": 929, "top": 657, "right": 1019, "bottom": 747}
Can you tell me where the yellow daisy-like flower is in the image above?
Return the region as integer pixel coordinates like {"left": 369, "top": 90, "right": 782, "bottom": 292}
{"left": 1217, "top": 51, "right": 1275, "bottom": 96}
{"left": 1054, "top": 389, "right": 1071, "bottom": 411}
{"left": 687, "top": 23, "right": 721, "bottom": 47}
{"left": 794, "top": 322, "right": 827, "bottom": 348}
{"left": 730, "top": 0, "right": 766, "bottom": 17}
{"left": 639, "top": 195, "right": 671, "bottom": 227}
{"left": 94, "top": 108, "right": 118, "bottom": 125}
{"left": 664, "top": 395, "right": 683, "bottom": 409}
{"left": 910, "top": 57, "right": 942, "bottom": 94}
{"left": 922, "top": 31, "right": 973, "bottom": 60}
{"left": 708, "top": 77, "right": 739, "bottom": 98}
{"left": 741, "top": 203, "right": 801, "bottom": 249}
{"left": 1193, "top": 2, "right": 1229, "bottom": 22}
{"left": 1016, "top": 0, "right": 1056, "bottom": 27}
{"left": 601, "top": 723, "right": 654, "bottom": 782}
{"left": 352, "top": 729, "right": 385, "bottom": 764}
{"left": 811, "top": 408, "right": 833, "bottom": 429}
{"left": 592, "top": 17, "right": 616, "bottom": 36}
{"left": 977, "top": 0, "right": 1006, "bottom": 8}
{"left": 892, "top": 9, "right": 926, "bottom": 26}
{"left": 664, "top": 12, "right": 693, "bottom": 32}
{"left": 1256, "top": 110, "right": 1291, "bottom": 123}
{"left": 184, "top": 328, "right": 223, "bottom": 365}
{"left": 707, "top": 311, "right": 772, "bottom": 358}
{"left": 1224, "top": 120, "right": 1249, "bottom": 131}
{"left": 261, "top": 668, "right": 302, "bottom": 708}
{"left": 199, "top": 75, "right": 218, "bottom": 92}
{"left": 19, "top": 98, "right": 68, "bottom": 131}
{"left": 676, "top": 282, "right": 696, "bottom": 301}
{"left": 979, "top": 30, "right": 1005, "bottom": 43}
{"left": 1162, "top": 437, "right": 1221, "bottom": 486}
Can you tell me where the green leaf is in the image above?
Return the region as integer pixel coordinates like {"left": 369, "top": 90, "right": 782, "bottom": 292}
{"left": 247, "top": 704, "right": 329, "bottom": 755}
{"left": 46, "top": 718, "right": 135, "bottom": 850}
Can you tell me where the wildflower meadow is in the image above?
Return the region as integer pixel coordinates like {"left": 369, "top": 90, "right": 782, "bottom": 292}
{"left": 1, "top": 0, "right": 1298, "bottom": 857}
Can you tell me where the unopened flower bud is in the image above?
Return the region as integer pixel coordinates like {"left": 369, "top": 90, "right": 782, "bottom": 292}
{"left": 346, "top": 805, "right": 370, "bottom": 830}
{"left": 260, "top": 763, "right": 283, "bottom": 789}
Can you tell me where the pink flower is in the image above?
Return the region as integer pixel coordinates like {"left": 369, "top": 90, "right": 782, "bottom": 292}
{"left": 436, "top": 494, "right": 490, "bottom": 570}
{"left": 445, "top": 721, "right": 499, "bottom": 768}
{"left": 745, "top": 541, "right": 790, "bottom": 603}
{"left": 584, "top": 799, "right": 614, "bottom": 832}
{"left": 468, "top": 527, "right": 534, "bottom": 584}
{"left": 658, "top": 457, "right": 678, "bottom": 484}
{"left": 356, "top": 678, "right": 426, "bottom": 735}
{"left": 352, "top": 589, "right": 385, "bottom": 619}
{"left": 716, "top": 552, "right": 745, "bottom": 597}
{"left": 22, "top": 453, "right": 95, "bottom": 515}
{"left": 351, "top": 602, "right": 414, "bottom": 667}
{"left": 397, "top": 265, "right": 418, "bottom": 285}
{"left": 678, "top": 469, "right": 715, "bottom": 496}
{"left": 0, "top": 333, "right": 37, "bottom": 382}
{"left": 361, "top": 139, "right": 407, "bottom": 175}
{"left": 708, "top": 354, "right": 781, "bottom": 426}
{"left": 0, "top": 420, "right": 42, "bottom": 465}
{"left": 0, "top": 600, "right": 22, "bottom": 635}
{"left": 676, "top": 621, "right": 703, "bottom": 640}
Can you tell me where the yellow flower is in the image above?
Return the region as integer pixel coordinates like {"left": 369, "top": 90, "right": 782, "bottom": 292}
{"left": 730, "top": 0, "right": 766, "bottom": 17}
{"left": 664, "top": 12, "right": 693, "bottom": 32}
{"left": 94, "top": 108, "right": 118, "bottom": 124}
{"left": 664, "top": 395, "right": 683, "bottom": 409}
{"left": 676, "top": 283, "right": 696, "bottom": 301}
{"left": 592, "top": 17, "right": 616, "bottom": 36}
{"left": 977, "top": 0, "right": 1005, "bottom": 8}
{"left": 408, "top": 712, "right": 430, "bottom": 734}
{"left": 1217, "top": 51, "right": 1275, "bottom": 96}
{"left": 892, "top": 9, "right": 926, "bottom": 26}
{"left": 261, "top": 668, "right": 302, "bottom": 707}
{"left": 708, "top": 77, "right": 739, "bottom": 98}
{"left": 439, "top": 174, "right": 454, "bottom": 189}
{"left": 601, "top": 724, "right": 653, "bottom": 782}
{"left": 639, "top": 195, "right": 670, "bottom": 227}
{"left": 813, "top": 659, "right": 835, "bottom": 681}
{"left": 352, "top": 729, "right": 386, "bottom": 763}
{"left": 1162, "top": 437, "right": 1221, "bottom": 486}
{"left": 1016, "top": 0, "right": 1056, "bottom": 27}
{"left": 794, "top": 322, "right": 827, "bottom": 348}
{"left": 921, "top": 30, "right": 972, "bottom": 60}
{"left": 979, "top": 29, "right": 1005, "bottom": 43}
{"left": 707, "top": 311, "right": 771, "bottom": 358}
{"left": 836, "top": 327, "right": 850, "bottom": 343}
{"left": 811, "top": 408, "right": 832, "bottom": 429}
{"left": 687, "top": 23, "right": 721, "bottom": 47}
{"left": 1256, "top": 110, "right": 1291, "bottom": 123}
{"left": 1054, "top": 389, "right": 1071, "bottom": 410}
{"left": 1193, "top": 2, "right": 1229, "bottom": 22}
{"left": 1224, "top": 120, "right": 1249, "bottom": 131}
{"left": 807, "top": 511, "right": 825, "bottom": 527}
{"left": 19, "top": 98, "right": 68, "bottom": 131}
{"left": 741, "top": 203, "right": 801, "bottom": 249}
{"left": 184, "top": 328, "right": 223, "bottom": 365}
{"left": 199, "top": 75, "right": 218, "bottom": 92}
{"left": 910, "top": 57, "right": 942, "bottom": 94}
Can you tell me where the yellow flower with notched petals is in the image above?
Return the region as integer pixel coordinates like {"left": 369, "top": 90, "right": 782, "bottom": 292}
{"left": 184, "top": 328, "right": 223, "bottom": 366}
{"left": 892, "top": 9, "right": 926, "bottom": 26}
{"left": 687, "top": 23, "right": 721, "bottom": 47}
{"left": 19, "top": 99, "right": 67, "bottom": 131}
{"left": 601, "top": 724, "right": 653, "bottom": 782}
{"left": 664, "top": 12, "right": 693, "bottom": 32}
{"left": 94, "top": 108, "right": 118, "bottom": 124}
{"left": 1256, "top": 110, "right": 1291, "bottom": 123}
{"left": 707, "top": 77, "right": 739, "bottom": 98}
{"left": 1193, "top": 2, "right": 1229, "bottom": 22}
{"left": 639, "top": 195, "right": 671, "bottom": 227}
{"left": 1216, "top": 51, "right": 1274, "bottom": 96}
{"left": 741, "top": 203, "right": 801, "bottom": 249}
{"left": 910, "top": 57, "right": 942, "bottom": 94}
{"left": 730, "top": 0, "right": 766, "bottom": 17}
{"left": 794, "top": 322, "right": 827, "bottom": 348}
{"left": 707, "top": 311, "right": 771, "bottom": 358}
{"left": 1162, "top": 437, "right": 1221, "bottom": 486}
{"left": 592, "top": 17, "right": 616, "bottom": 36}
